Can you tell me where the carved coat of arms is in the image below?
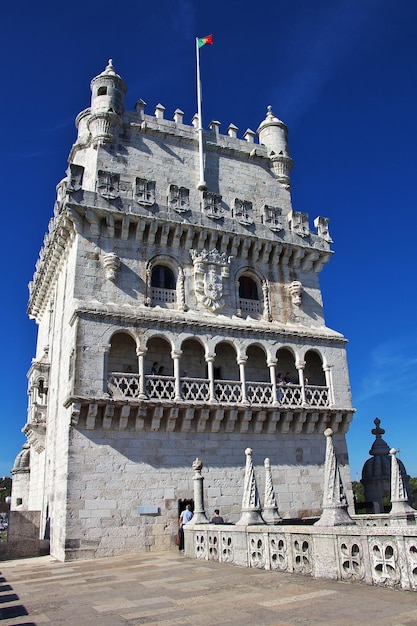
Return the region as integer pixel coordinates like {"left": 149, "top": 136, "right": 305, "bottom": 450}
{"left": 190, "top": 249, "right": 232, "bottom": 312}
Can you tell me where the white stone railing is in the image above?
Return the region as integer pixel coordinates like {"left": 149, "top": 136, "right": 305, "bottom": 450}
{"left": 306, "top": 385, "right": 329, "bottom": 407}
{"left": 151, "top": 287, "right": 176, "bottom": 303}
{"left": 239, "top": 298, "right": 262, "bottom": 315}
{"left": 181, "top": 377, "right": 210, "bottom": 402}
{"left": 185, "top": 524, "right": 417, "bottom": 591}
{"left": 214, "top": 380, "right": 243, "bottom": 403}
{"left": 108, "top": 372, "right": 141, "bottom": 398}
{"left": 108, "top": 374, "right": 330, "bottom": 408}
{"left": 145, "top": 375, "right": 176, "bottom": 400}
{"left": 277, "top": 384, "right": 304, "bottom": 406}
{"left": 247, "top": 381, "right": 274, "bottom": 405}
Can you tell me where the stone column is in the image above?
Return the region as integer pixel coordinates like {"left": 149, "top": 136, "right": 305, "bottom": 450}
{"left": 323, "top": 364, "right": 334, "bottom": 406}
{"left": 177, "top": 267, "right": 187, "bottom": 311}
{"left": 296, "top": 361, "right": 307, "bottom": 406}
{"left": 206, "top": 353, "right": 216, "bottom": 403}
{"left": 102, "top": 343, "right": 111, "bottom": 396}
{"left": 262, "top": 458, "right": 282, "bottom": 524}
{"left": 187, "top": 458, "right": 209, "bottom": 525}
{"left": 268, "top": 359, "right": 278, "bottom": 405}
{"left": 171, "top": 350, "right": 183, "bottom": 401}
{"left": 236, "top": 448, "right": 265, "bottom": 525}
{"left": 237, "top": 356, "right": 249, "bottom": 405}
{"left": 314, "top": 428, "right": 355, "bottom": 526}
{"left": 262, "top": 280, "right": 272, "bottom": 321}
{"left": 389, "top": 448, "right": 415, "bottom": 522}
{"left": 136, "top": 348, "right": 147, "bottom": 400}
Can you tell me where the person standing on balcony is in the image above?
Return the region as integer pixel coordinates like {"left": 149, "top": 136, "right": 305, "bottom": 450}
{"left": 283, "top": 372, "right": 292, "bottom": 384}
{"left": 151, "top": 362, "right": 158, "bottom": 375}
{"left": 277, "top": 372, "right": 285, "bottom": 403}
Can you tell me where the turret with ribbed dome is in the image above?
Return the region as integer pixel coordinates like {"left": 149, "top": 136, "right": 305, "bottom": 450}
{"left": 361, "top": 418, "right": 411, "bottom": 513}
{"left": 87, "top": 59, "right": 127, "bottom": 146}
{"left": 257, "top": 105, "right": 293, "bottom": 189}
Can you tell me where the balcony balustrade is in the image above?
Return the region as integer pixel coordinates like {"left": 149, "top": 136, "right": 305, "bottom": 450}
{"left": 151, "top": 287, "right": 176, "bottom": 304}
{"left": 238, "top": 298, "right": 262, "bottom": 315}
{"left": 108, "top": 373, "right": 141, "bottom": 398}
{"left": 108, "top": 373, "right": 330, "bottom": 408}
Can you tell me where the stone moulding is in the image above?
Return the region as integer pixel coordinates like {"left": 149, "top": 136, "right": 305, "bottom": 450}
{"left": 65, "top": 398, "right": 354, "bottom": 435}
{"left": 72, "top": 306, "right": 348, "bottom": 346}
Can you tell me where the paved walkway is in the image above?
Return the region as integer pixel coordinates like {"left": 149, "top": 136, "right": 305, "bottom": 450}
{"left": 0, "top": 551, "right": 416, "bottom": 626}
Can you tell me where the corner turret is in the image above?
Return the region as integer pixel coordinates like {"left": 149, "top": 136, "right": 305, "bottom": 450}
{"left": 87, "top": 60, "right": 127, "bottom": 146}
{"left": 257, "top": 106, "right": 293, "bottom": 189}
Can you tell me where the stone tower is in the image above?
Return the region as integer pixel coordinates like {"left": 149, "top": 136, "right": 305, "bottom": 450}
{"left": 14, "top": 62, "right": 354, "bottom": 561}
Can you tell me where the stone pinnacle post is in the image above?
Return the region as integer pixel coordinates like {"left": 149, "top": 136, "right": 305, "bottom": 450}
{"left": 389, "top": 448, "right": 416, "bottom": 522}
{"left": 315, "top": 428, "right": 355, "bottom": 526}
{"left": 262, "top": 457, "right": 282, "bottom": 524}
{"left": 187, "top": 457, "right": 209, "bottom": 525}
{"left": 236, "top": 448, "right": 265, "bottom": 525}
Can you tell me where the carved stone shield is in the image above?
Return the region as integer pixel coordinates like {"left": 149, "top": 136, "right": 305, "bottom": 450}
{"left": 190, "top": 249, "right": 232, "bottom": 312}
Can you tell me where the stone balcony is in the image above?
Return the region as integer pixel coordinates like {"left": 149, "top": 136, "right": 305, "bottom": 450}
{"left": 107, "top": 372, "right": 330, "bottom": 408}
{"left": 67, "top": 374, "right": 352, "bottom": 434}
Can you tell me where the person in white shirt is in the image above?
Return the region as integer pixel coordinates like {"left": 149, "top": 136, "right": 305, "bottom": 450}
{"left": 178, "top": 504, "right": 193, "bottom": 551}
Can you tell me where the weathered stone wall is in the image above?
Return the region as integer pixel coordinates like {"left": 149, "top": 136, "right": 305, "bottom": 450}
{"left": 61, "top": 426, "right": 352, "bottom": 560}
{"left": 6, "top": 511, "right": 42, "bottom": 559}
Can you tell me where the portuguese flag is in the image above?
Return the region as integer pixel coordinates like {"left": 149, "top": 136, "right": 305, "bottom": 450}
{"left": 197, "top": 34, "right": 213, "bottom": 48}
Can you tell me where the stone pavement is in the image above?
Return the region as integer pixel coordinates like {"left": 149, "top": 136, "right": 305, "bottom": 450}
{"left": 0, "top": 552, "right": 416, "bottom": 626}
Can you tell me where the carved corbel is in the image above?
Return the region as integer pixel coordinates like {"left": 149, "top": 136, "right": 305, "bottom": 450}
{"left": 289, "top": 280, "right": 303, "bottom": 305}
{"left": 102, "top": 252, "right": 120, "bottom": 281}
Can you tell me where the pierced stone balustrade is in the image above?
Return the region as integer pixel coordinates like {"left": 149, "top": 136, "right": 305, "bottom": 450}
{"left": 247, "top": 381, "right": 274, "bottom": 405}
{"left": 277, "top": 384, "right": 303, "bottom": 406}
{"left": 107, "top": 373, "right": 330, "bottom": 408}
{"left": 145, "top": 374, "right": 176, "bottom": 400}
{"left": 151, "top": 287, "right": 176, "bottom": 303}
{"left": 239, "top": 298, "right": 262, "bottom": 315}
{"left": 108, "top": 372, "right": 141, "bottom": 398}
{"left": 305, "top": 385, "right": 329, "bottom": 407}
{"left": 214, "top": 380, "right": 243, "bottom": 403}
{"left": 181, "top": 377, "right": 210, "bottom": 402}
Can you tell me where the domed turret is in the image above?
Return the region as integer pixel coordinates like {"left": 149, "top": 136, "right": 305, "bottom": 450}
{"left": 87, "top": 60, "right": 127, "bottom": 147}
{"left": 10, "top": 443, "right": 31, "bottom": 510}
{"left": 11, "top": 443, "right": 30, "bottom": 473}
{"left": 361, "top": 418, "right": 411, "bottom": 513}
{"left": 257, "top": 106, "right": 293, "bottom": 189}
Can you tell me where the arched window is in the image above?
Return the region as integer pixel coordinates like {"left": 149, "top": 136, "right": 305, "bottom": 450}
{"left": 151, "top": 265, "right": 175, "bottom": 289}
{"left": 304, "top": 350, "right": 326, "bottom": 386}
{"left": 239, "top": 275, "right": 258, "bottom": 300}
{"left": 108, "top": 332, "right": 138, "bottom": 373}
{"left": 151, "top": 264, "right": 176, "bottom": 304}
{"left": 97, "top": 86, "right": 107, "bottom": 96}
{"left": 37, "top": 379, "right": 47, "bottom": 405}
{"left": 238, "top": 274, "right": 261, "bottom": 316}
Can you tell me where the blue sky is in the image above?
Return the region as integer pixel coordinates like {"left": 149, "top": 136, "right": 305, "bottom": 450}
{"left": 1, "top": 0, "right": 416, "bottom": 480}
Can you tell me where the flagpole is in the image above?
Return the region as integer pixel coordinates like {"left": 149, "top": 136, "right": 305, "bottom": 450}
{"left": 195, "top": 37, "right": 206, "bottom": 190}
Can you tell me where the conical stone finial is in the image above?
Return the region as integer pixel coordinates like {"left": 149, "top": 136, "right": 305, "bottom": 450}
{"left": 389, "top": 449, "right": 415, "bottom": 521}
{"left": 236, "top": 448, "right": 265, "bottom": 525}
{"left": 315, "top": 429, "right": 355, "bottom": 526}
{"left": 262, "top": 458, "right": 282, "bottom": 524}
